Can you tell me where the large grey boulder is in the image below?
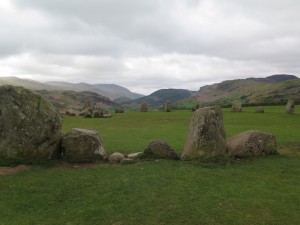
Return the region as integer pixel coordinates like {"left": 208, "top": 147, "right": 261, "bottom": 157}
{"left": 62, "top": 128, "right": 106, "bottom": 162}
{"left": 165, "top": 101, "right": 172, "bottom": 112}
{"left": 0, "top": 86, "right": 62, "bottom": 160}
{"left": 227, "top": 130, "right": 278, "bottom": 157}
{"left": 144, "top": 140, "right": 179, "bottom": 160}
{"left": 286, "top": 99, "right": 295, "bottom": 114}
{"left": 181, "top": 106, "right": 226, "bottom": 160}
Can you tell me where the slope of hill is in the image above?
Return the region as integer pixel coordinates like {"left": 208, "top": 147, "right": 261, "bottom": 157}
{"left": 0, "top": 77, "right": 143, "bottom": 100}
{"left": 36, "top": 90, "right": 120, "bottom": 112}
{"left": 94, "top": 84, "right": 144, "bottom": 99}
{"left": 131, "top": 89, "right": 192, "bottom": 106}
{"left": 194, "top": 74, "right": 300, "bottom": 105}
{"left": 0, "top": 76, "right": 57, "bottom": 90}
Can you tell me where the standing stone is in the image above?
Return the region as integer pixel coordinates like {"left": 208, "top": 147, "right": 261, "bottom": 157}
{"left": 0, "top": 86, "right": 62, "bottom": 160}
{"left": 61, "top": 128, "right": 106, "bottom": 162}
{"left": 256, "top": 106, "right": 264, "bottom": 113}
{"left": 231, "top": 100, "right": 242, "bottom": 112}
{"left": 181, "top": 106, "right": 226, "bottom": 160}
{"left": 286, "top": 99, "right": 295, "bottom": 114}
{"left": 165, "top": 101, "right": 172, "bottom": 112}
{"left": 141, "top": 102, "right": 148, "bottom": 112}
{"left": 227, "top": 130, "right": 278, "bottom": 157}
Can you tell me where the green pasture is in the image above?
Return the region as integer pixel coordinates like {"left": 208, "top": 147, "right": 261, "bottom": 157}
{"left": 0, "top": 106, "right": 300, "bottom": 225}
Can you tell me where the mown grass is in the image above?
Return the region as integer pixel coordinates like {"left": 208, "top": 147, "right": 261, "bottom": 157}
{"left": 0, "top": 106, "right": 300, "bottom": 225}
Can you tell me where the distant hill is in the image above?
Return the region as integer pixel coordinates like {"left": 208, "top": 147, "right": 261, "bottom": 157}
{"left": 36, "top": 90, "right": 120, "bottom": 112}
{"left": 130, "top": 89, "right": 192, "bottom": 106}
{"left": 0, "top": 77, "right": 143, "bottom": 101}
{"left": 0, "top": 76, "right": 57, "bottom": 90}
{"left": 45, "top": 82, "right": 143, "bottom": 100}
{"left": 193, "top": 74, "right": 300, "bottom": 105}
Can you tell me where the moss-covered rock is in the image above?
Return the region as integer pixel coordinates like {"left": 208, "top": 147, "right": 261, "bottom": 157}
{"left": 0, "top": 85, "right": 62, "bottom": 160}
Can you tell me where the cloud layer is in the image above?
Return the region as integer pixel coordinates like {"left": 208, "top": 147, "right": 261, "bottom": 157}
{"left": 0, "top": 0, "right": 299, "bottom": 94}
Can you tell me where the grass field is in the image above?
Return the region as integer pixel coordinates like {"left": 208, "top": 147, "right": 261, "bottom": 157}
{"left": 0, "top": 106, "right": 300, "bottom": 225}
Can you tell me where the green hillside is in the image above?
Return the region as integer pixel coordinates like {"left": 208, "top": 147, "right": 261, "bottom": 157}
{"left": 193, "top": 74, "right": 300, "bottom": 106}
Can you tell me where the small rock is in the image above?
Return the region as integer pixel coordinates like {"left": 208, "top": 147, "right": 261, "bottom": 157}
{"left": 144, "top": 140, "right": 179, "bottom": 160}
{"left": 121, "top": 158, "right": 136, "bottom": 164}
{"left": 109, "top": 152, "right": 125, "bottom": 163}
{"left": 102, "top": 114, "right": 112, "bottom": 118}
{"left": 256, "top": 106, "right": 264, "bottom": 113}
{"left": 127, "top": 152, "right": 143, "bottom": 159}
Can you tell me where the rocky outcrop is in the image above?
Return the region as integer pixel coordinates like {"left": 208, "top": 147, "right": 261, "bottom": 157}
{"left": 0, "top": 86, "right": 62, "bottom": 160}
{"left": 61, "top": 128, "right": 106, "bottom": 162}
{"left": 227, "top": 130, "right": 278, "bottom": 157}
{"left": 144, "top": 140, "right": 179, "bottom": 160}
{"left": 181, "top": 106, "right": 226, "bottom": 160}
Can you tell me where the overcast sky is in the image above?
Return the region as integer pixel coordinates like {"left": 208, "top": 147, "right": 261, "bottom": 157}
{"left": 0, "top": 0, "right": 299, "bottom": 94}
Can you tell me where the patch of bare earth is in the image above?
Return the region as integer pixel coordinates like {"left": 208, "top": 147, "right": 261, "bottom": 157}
{"left": 0, "top": 165, "right": 31, "bottom": 175}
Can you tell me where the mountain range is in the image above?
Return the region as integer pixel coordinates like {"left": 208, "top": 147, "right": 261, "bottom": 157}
{"left": 0, "top": 74, "right": 299, "bottom": 110}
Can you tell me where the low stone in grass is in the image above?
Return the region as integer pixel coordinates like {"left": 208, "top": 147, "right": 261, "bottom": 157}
{"left": 127, "top": 152, "right": 143, "bottom": 159}
{"left": 181, "top": 106, "right": 226, "bottom": 160}
{"left": 102, "top": 114, "right": 112, "bottom": 118}
{"left": 286, "top": 99, "right": 295, "bottom": 114}
{"left": 256, "top": 106, "right": 264, "bottom": 113}
{"left": 144, "top": 140, "right": 179, "bottom": 160}
{"left": 62, "top": 128, "right": 106, "bottom": 162}
{"left": 121, "top": 158, "right": 136, "bottom": 164}
{"left": 93, "top": 110, "right": 102, "bottom": 118}
{"left": 109, "top": 152, "right": 125, "bottom": 163}
{"left": 115, "top": 108, "right": 124, "bottom": 113}
{"left": 231, "top": 100, "right": 242, "bottom": 112}
{"left": 227, "top": 130, "right": 278, "bottom": 158}
{"left": 65, "top": 109, "right": 77, "bottom": 116}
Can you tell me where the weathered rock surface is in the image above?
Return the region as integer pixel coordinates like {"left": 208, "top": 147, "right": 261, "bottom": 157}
{"left": 286, "top": 99, "right": 295, "bottom": 114}
{"left": 109, "top": 152, "right": 125, "bottom": 163}
{"left": 181, "top": 106, "right": 226, "bottom": 160}
{"left": 62, "top": 128, "right": 106, "bottom": 162}
{"left": 0, "top": 85, "right": 62, "bottom": 160}
{"left": 227, "top": 130, "right": 278, "bottom": 157}
{"left": 231, "top": 100, "right": 242, "bottom": 112}
{"left": 256, "top": 106, "right": 264, "bottom": 113}
{"left": 144, "top": 140, "right": 179, "bottom": 160}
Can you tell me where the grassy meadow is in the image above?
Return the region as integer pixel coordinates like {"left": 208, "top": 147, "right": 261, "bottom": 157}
{"left": 0, "top": 106, "right": 300, "bottom": 225}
